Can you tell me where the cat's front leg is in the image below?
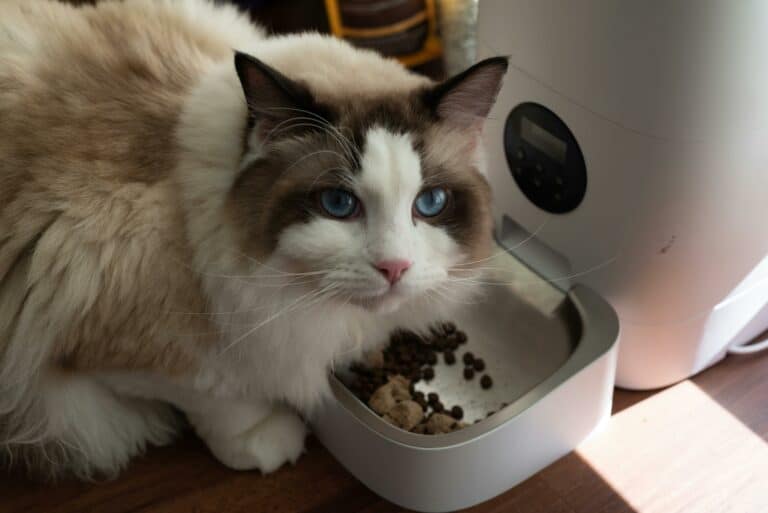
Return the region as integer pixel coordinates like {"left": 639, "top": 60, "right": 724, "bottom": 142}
{"left": 102, "top": 374, "right": 307, "bottom": 473}
{"left": 185, "top": 399, "right": 307, "bottom": 473}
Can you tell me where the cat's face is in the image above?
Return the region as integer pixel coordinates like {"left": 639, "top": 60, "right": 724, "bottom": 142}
{"left": 229, "top": 53, "right": 507, "bottom": 314}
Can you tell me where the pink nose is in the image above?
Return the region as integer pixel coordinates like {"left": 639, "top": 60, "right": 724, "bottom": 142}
{"left": 374, "top": 259, "right": 412, "bottom": 285}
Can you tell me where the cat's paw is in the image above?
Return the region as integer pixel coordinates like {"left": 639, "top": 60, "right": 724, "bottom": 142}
{"left": 205, "top": 407, "right": 307, "bottom": 473}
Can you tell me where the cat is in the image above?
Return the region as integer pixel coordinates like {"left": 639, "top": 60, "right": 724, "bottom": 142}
{"left": 0, "top": 0, "right": 507, "bottom": 479}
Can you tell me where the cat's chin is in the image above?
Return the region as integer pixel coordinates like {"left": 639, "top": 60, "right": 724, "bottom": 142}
{"left": 346, "top": 290, "right": 406, "bottom": 315}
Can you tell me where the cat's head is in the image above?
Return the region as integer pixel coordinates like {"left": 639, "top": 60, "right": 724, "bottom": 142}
{"left": 227, "top": 51, "right": 507, "bottom": 315}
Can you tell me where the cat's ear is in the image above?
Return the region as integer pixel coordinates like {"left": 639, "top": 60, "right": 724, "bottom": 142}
{"left": 234, "top": 51, "right": 316, "bottom": 121}
{"left": 425, "top": 56, "right": 509, "bottom": 127}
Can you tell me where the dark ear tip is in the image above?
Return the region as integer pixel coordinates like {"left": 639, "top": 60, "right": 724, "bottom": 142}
{"left": 234, "top": 51, "right": 273, "bottom": 86}
{"left": 478, "top": 56, "right": 510, "bottom": 73}
{"left": 234, "top": 50, "right": 251, "bottom": 76}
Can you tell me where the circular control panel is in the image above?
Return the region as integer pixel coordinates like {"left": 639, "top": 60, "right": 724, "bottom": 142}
{"left": 504, "top": 103, "right": 587, "bottom": 214}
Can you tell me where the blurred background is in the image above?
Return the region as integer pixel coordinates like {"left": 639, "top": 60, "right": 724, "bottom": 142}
{"left": 65, "top": 0, "right": 484, "bottom": 80}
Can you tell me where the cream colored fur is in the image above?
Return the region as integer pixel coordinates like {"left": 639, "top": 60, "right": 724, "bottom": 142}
{"left": 0, "top": 0, "right": 498, "bottom": 478}
{"left": 0, "top": 0, "right": 269, "bottom": 478}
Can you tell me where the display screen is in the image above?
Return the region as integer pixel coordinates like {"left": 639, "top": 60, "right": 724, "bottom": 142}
{"left": 521, "top": 117, "right": 567, "bottom": 164}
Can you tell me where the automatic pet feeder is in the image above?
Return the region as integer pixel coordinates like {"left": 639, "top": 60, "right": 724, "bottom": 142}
{"left": 313, "top": 1, "right": 768, "bottom": 510}
{"left": 478, "top": 0, "right": 768, "bottom": 389}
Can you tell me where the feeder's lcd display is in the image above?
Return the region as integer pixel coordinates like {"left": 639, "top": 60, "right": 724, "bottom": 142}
{"left": 521, "top": 117, "right": 567, "bottom": 164}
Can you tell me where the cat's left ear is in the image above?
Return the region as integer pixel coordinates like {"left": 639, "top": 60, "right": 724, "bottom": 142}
{"left": 425, "top": 56, "right": 509, "bottom": 128}
{"left": 234, "top": 51, "right": 317, "bottom": 122}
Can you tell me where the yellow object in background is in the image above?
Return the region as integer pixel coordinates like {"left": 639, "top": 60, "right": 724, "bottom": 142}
{"left": 324, "top": 0, "right": 442, "bottom": 68}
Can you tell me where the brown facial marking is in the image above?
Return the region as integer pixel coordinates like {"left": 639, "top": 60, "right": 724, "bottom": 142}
{"left": 229, "top": 131, "right": 357, "bottom": 258}
{"left": 230, "top": 59, "right": 503, "bottom": 268}
{"left": 418, "top": 161, "right": 493, "bottom": 264}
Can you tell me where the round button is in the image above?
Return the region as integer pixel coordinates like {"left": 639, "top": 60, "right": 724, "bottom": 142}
{"left": 535, "top": 163, "right": 544, "bottom": 173}
{"left": 515, "top": 147, "right": 526, "bottom": 161}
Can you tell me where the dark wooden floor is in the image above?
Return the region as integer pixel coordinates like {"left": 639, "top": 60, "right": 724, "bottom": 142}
{"left": 2, "top": 350, "right": 767, "bottom": 513}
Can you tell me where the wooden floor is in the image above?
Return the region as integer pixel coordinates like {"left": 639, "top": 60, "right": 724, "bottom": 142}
{"left": 2, "top": 350, "right": 767, "bottom": 513}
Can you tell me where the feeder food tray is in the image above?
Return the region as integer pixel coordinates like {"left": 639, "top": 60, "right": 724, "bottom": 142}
{"left": 312, "top": 242, "right": 619, "bottom": 512}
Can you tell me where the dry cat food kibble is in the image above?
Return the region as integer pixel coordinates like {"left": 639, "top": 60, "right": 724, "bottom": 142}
{"left": 343, "top": 323, "right": 501, "bottom": 434}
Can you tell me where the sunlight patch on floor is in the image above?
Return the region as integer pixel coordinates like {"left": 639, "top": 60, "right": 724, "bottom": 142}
{"left": 576, "top": 380, "right": 768, "bottom": 513}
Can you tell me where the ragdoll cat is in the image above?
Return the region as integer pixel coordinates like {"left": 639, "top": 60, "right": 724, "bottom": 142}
{"left": 0, "top": 0, "right": 506, "bottom": 478}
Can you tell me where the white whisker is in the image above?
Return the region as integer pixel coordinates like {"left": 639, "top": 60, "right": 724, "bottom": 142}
{"left": 264, "top": 106, "right": 360, "bottom": 165}
{"left": 218, "top": 283, "right": 339, "bottom": 355}
{"left": 453, "top": 220, "right": 549, "bottom": 269}
{"left": 447, "top": 255, "right": 618, "bottom": 287}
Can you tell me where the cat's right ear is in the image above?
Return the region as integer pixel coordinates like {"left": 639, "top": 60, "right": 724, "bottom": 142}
{"left": 234, "top": 51, "right": 316, "bottom": 123}
{"left": 424, "top": 56, "right": 509, "bottom": 128}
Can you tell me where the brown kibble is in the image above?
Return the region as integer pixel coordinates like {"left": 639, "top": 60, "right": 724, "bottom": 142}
{"left": 385, "top": 400, "right": 424, "bottom": 431}
{"left": 368, "top": 375, "right": 411, "bottom": 414}
{"left": 369, "top": 388, "right": 397, "bottom": 415}
{"left": 480, "top": 374, "right": 493, "bottom": 389}
{"left": 351, "top": 322, "right": 477, "bottom": 435}
{"left": 426, "top": 413, "right": 456, "bottom": 434}
{"left": 390, "top": 375, "right": 412, "bottom": 397}
{"left": 382, "top": 414, "right": 398, "bottom": 427}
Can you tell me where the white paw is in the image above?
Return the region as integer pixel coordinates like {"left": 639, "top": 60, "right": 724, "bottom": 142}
{"left": 205, "top": 407, "right": 307, "bottom": 473}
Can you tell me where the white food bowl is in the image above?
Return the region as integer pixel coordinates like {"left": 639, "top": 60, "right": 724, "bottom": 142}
{"left": 312, "top": 242, "right": 619, "bottom": 512}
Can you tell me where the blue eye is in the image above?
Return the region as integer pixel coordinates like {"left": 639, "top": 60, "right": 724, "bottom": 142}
{"left": 414, "top": 187, "right": 448, "bottom": 217}
{"left": 319, "top": 188, "right": 360, "bottom": 219}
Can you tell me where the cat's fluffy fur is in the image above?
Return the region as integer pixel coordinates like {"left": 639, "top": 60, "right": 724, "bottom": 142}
{"left": 0, "top": 0, "right": 506, "bottom": 479}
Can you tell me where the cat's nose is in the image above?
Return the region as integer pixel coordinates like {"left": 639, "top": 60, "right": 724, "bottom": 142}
{"left": 374, "top": 259, "right": 412, "bottom": 285}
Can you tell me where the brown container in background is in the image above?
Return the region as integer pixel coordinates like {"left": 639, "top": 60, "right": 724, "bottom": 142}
{"left": 325, "top": 0, "right": 442, "bottom": 68}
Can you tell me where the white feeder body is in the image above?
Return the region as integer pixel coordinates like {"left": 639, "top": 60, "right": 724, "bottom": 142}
{"left": 479, "top": 0, "right": 768, "bottom": 389}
